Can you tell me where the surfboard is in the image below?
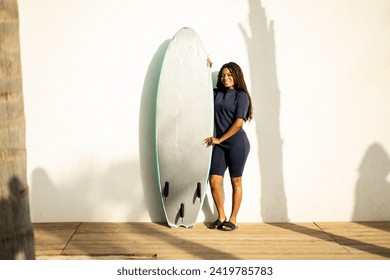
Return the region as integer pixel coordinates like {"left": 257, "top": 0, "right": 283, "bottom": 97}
{"left": 156, "top": 27, "right": 214, "bottom": 228}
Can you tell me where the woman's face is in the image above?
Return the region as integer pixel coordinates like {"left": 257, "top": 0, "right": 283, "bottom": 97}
{"left": 221, "top": 68, "right": 235, "bottom": 89}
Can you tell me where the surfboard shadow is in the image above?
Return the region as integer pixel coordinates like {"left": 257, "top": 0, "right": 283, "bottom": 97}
{"left": 139, "top": 39, "right": 171, "bottom": 223}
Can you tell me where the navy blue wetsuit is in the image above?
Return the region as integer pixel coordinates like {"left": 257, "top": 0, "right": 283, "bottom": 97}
{"left": 209, "top": 89, "right": 250, "bottom": 178}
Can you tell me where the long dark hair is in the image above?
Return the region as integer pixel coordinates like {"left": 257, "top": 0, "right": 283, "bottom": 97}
{"left": 216, "top": 62, "right": 253, "bottom": 121}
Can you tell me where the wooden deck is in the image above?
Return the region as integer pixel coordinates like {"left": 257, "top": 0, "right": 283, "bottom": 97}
{"left": 33, "top": 222, "right": 390, "bottom": 260}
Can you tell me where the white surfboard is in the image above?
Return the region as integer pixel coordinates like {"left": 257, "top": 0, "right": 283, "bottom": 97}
{"left": 156, "top": 27, "right": 214, "bottom": 228}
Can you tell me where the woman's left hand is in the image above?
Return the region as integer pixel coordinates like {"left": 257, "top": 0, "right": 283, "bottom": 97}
{"left": 203, "top": 137, "right": 220, "bottom": 147}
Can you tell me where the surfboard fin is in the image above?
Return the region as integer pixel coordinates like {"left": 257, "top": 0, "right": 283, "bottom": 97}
{"left": 196, "top": 182, "right": 201, "bottom": 199}
{"left": 163, "top": 182, "right": 169, "bottom": 198}
{"left": 180, "top": 203, "right": 185, "bottom": 221}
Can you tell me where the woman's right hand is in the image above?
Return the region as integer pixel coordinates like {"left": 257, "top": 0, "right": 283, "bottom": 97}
{"left": 203, "top": 137, "right": 220, "bottom": 147}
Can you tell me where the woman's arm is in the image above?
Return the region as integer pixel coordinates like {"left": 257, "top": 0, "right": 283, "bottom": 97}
{"left": 204, "top": 118, "right": 244, "bottom": 147}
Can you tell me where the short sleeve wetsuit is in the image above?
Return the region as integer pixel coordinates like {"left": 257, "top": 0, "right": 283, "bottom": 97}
{"left": 209, "top": 88, "right": 250, "bottom": 178}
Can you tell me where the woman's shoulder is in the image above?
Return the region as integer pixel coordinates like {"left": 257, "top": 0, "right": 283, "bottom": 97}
{"left": 213, "top": 88, "right": 223, "bottom": 97}
{"left": 236, "top": 90, "right": 249, "bottom": 99}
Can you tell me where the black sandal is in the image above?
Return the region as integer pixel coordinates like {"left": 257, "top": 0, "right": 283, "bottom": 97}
{"left": 209, "top": 219, "right": 224, "bottom": 229}
{"left": 221, "top": 221, "right": 238, "bottom": 231}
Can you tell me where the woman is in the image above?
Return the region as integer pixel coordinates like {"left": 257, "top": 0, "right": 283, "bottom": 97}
{"left": 204, "top": 62, "right": 253, "bottom": 231}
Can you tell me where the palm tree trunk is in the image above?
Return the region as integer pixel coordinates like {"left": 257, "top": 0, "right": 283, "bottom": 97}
{"left": 0, "top": 0, "right": 35, "bottom": 259}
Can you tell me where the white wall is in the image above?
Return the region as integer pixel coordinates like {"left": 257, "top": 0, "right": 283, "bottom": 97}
{"left": 18, "top": 0, "right": 390, "bottom": 223}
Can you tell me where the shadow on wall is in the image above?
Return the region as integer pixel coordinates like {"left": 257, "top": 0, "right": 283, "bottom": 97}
{"left": 240, "top": 0, "right": 288, "bottom": 221}
{"left": 139, "top": 40, "right": 170, "bottom": 223}
{"left": 30, "top": 159, "right": 144, "bottom": 222}
{"left": 353, "top": 143, "right": 390, "bottom": 221}
{"left": 0, "top": 177, "right": 35, "bottom": 259}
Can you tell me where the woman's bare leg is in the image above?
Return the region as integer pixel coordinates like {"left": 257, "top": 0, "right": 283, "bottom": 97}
{"left": 229, "top": 176, "right": 243, "bottom": 225}
{"left": 209, "top": 175, "right": 226, "bottom": 222}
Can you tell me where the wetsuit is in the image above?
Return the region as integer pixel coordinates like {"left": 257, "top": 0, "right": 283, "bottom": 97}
{"left": 209, "top": 89, "right": 250, "bottom": 178}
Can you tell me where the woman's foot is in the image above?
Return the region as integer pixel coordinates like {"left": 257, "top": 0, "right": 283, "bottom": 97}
{"left": 221, "top": 221, "right": 238, "bottom": 231}
{"left": 208, "top": 218, "right": 226, "bottom": 229}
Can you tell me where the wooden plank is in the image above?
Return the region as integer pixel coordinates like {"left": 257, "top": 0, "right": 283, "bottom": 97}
{"left": 68, "top": 233, "right": 336, "bottom": 243}
{"left": 37, "top": 254, "right": 157, "bottom": 260}
{"left": 156, "top": 253, "right": 390, "bottom": 260}
{"left": 63, "top": 244, "right": 347, "bottom": 257}
{"left": 33, "top": 222, "right": 80, "bottom": 229}
{"left": 316, "top": 221, "right": 390, "bottom": 230}
{"left": 33, "top": 222, "right": 79, "bottom": 256}
{"left": 315, "top": 221, "right": 390, "bottom": 257}
{"left": 33, "top": 222, "right": 390, "bottom": 260}
{"left": 74, "top": 222, "right": 333, "bottom": 238}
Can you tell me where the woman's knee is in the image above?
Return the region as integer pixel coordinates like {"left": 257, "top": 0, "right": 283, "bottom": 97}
{"left": 209, "top": 175, "right": 223, "bottom": 190}
{"left": 230, "top": 177, "right": 242, "bottom": 188}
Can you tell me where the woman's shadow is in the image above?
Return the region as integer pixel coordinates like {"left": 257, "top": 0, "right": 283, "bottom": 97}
{"left": 353, "top": 143, "right": 390, "bottom": 221}
{"left": 240, "top": 0, "right": 288, "bottom": 222}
